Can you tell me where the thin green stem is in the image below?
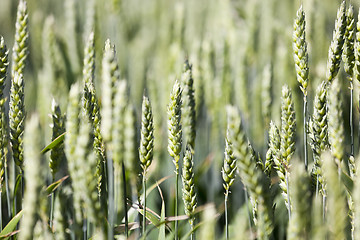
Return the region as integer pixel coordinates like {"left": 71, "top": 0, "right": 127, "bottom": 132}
{"left": 122, "top": 162, "right": 128, "bottom": 238}
{"left": 225, "top": 191, "right": 229, "bottom": 240}
{"left": 142, "top": 170, "right": 146, "bottom": 237}
{"left": 190, "top": 221, "right": 195, "bottom": 240}
{"left": 286, "top": 171, "right": 291, "bottom": 219}
{"left": 175, "top": 166, "right": 179, "bottom": 240}
{"left": 304, "top": 96, "right": 308, "bottom": 171}
{"left": 50, "top": 190, "right": 55, "bottom": 228}
{"left": 350, "top": 82, "right": 354, "bottom": 157}
{"left": 107, "top": 156, "right": 114, "bottom": 240}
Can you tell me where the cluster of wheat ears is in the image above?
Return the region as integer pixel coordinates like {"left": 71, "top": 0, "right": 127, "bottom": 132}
{"left": 2, "top": 0, "right": 360, "bottom": 239}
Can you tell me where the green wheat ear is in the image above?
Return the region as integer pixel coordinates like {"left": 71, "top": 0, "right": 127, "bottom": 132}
{"left": 274, "top": 85, "right": 296, "bottom": 216}
{"left": 49, "top": 99, "right": 66, "bottom": 180}
{"left": 343, "top": 4, "right": 355, "bottom": 78}
{"left": 19, "top": 114, "right": 43, "bottom": 240}
{"left": 139, "top": 95, "right": 154, "bottom": 172}
{"left": 168, "top": 79, "right": 182, "bottom": 167}
{"left": 264, "top": 121, "right": 280, "bottom": 177}
{"left": 222, "top": 127, "right": 237, "bottom": 240}
{"left": 293, "top": 5, "right": 309, "bottom": 171}
{"left": 12, "top": 0, "right": 29, "bottom": 78}
{"left": 222, "top": 129, "right": 237, "bottom": 192}
{"left": 182, "top": 145, "right": 197, "bottom": 225}
{"left": 64, "top": 83, "right": 83, "bottom": 228}
{"left": 280, "top": 85, "right": 296, "bottom": 168}
{"left": 9, "top": 72, "right": 25, "bottom": 169}
{"left": 181, "top": 59, "right": 196, "bottom": 151}
{"left": 167, "top": 79, "right": 182, "bottom": 239}
{"left": 309, "top": 81, "right": 328, "bottom": 195}
{"left": 293, "top": 5, "right": 309, "bottom": 97}
{"left": 101, "top": 39, "right": 120, "bottom": 143}
{"left": 287, "top": 161, "right": 311, "bottom": 240}
{"left": 139, "top": 94, "right": 154, "bottom": 236}
{"left": 326, "top": 1, "right": 346, "bottom": 83}
{"left": 227, "top": 105, "right": 273, "bottom": 238}
{"left": 322, "top": 151, "right": 347, "bottom": 239}
{"left": 327, "top": 78, "right": 344, "bottom": 165}
{"left": 82, "top": 32, "right": 107, "bottom": 203}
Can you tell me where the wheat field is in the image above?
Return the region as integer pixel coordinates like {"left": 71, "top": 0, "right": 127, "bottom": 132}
{"left": 0, "top": 0, "right": 360, "bottom": 239}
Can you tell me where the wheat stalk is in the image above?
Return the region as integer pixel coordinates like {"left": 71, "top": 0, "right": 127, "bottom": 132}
{"left": 167, "top": 80, "right": 182, "bottom": 239}
{"left": 19, "top": 115, "right": 43, "bottom": 240}
{"left": 227, "top": 105, "right": 273, "bottom": 239}
{"left": 293, "top": 5, "right": 309, "bottom": 171}
{"left": 222, "top": 128, "right": 237, "bottom": 240}
{"left": 139, "top": 94, "right": 154, "bottom": 237}
{"left": 287, "top": 161, "right": 311, "bottom": 239}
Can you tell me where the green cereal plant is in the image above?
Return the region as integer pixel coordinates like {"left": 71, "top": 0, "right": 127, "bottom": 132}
{"left": 101, "top": 39, "right": 120, "bottom": 143}
{"left": 264, "top": 121, "right": 280, "bottom": 177}
{"left": 49, "top": 99, "right": 66, "bottom": 227}
{"left": 326, "top": 1, "right": 346, "bottom": 83}
{"left": 49, "top": 99, "right": 66, "bottom": 180}
{"left": 139, "top": 94, "right": 154, "bottom": 236}
{"left": 66, "top": 85, "right": 106, "bottom": 238}
{"left": 342, "top": 4, "right": 355, "bottom": 157}
{"left": 261, "top": 63, "right": 272, "bottom": 130}
{"left": 64, "top": 83, "right": 83, "bottom": 229}
{"left": 167, "top": 80, "right": 182, "bottom": 239}
{"left": 322, "top": 151, "right": 347, "bottom": 239}
{"left": 74, "top": 115, "right": 105, "bottom": 237}
{"left": 53, "top": 190, "right": 70, "bottom": 240}
{"left": 287, "top": 161, "right": 311, "bottom": 240}
{"left": 327, "top": 78, "right": 344, "bottom": 167}
{"left": 82, "top": 32, "right": 107, "bottom": 205}
{"left": 182, "top": 145, "right": 197, "bottom": 239}
{"left": 19, "top": 115, "right": 43, "bottom": 240}
{"left": 355, "top": 8, "right": 360, "bottom": 150}
{"left": 11, "top": 0, "right": 28, "bottom": 78}
{"left": 9, "top": 72, "right": 25, "bottom": 170}
{"left": 311, "top": 196, "right": 326, "bottom": 239}
{"left": 222, "top": 129, "right": 237, "bottom": 240}
{"left": 276, "top": 85, "right": 296, "bottom": 217}
{"left": 112, "top": 80, "right": 127, "bottom": 222}
{"left": 292, "top": 5, "right": 309, "bottom": 171}
{"left": 308, "top": 81, "right": 328, "bottom": 195}
{"left": 181, "top": 59, "right": 196, "bottom": 152}
{"left": 0, "top": 36, "right": 8, "bottom": 227}
{"left": 227, "top": 106, "right": 273, "bottom": 239}
{"left": 124, "top": 105, "right": 139, "bottom": 199}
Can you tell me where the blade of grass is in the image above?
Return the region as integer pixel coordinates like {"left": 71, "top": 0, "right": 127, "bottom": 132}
{"left": 0, "top": 210, "right": 23, "bottom": 240}
{"left": 41, "top": 132, "right": 66, "bottom": 154}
